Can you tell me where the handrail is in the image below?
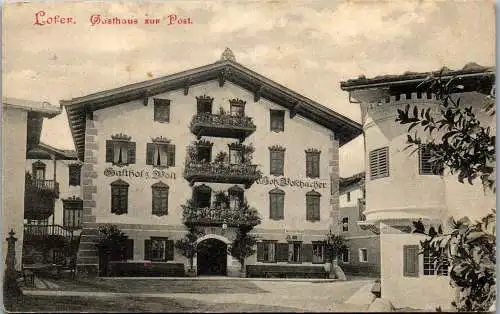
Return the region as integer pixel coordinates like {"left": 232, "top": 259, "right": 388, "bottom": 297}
{"left": 184, "top": 162, "right": 260, "bottom": 178}
{"left": 25, "top": 178, "right": 60, "bottom": 196}
{"left": 24, "top": 224, "right": 74, "bottom": 239}
{"left": 182, "top": 205, "right": 260, "bottom": 227}
{"left": 191, "top": 113, "right": 256, "bottom": 129}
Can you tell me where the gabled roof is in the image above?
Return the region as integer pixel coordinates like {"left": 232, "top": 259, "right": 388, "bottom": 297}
{"left": 62, "top": 56, "right": 362, "bottom": 160}
{"left": 27, "top": 142, "right": 78, "bottom": 160}
{"left": 340, "top": 63, "right": 495, "bottom": 91}
{"left": 3, "top": 97, "right": 61, "bottom": 117}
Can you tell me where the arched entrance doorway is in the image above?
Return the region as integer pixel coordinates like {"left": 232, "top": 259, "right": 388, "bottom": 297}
{"left": 197, "top": 238, "right": 227, "bottom": 276}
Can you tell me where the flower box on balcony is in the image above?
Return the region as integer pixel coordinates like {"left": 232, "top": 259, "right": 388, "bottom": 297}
{"left": 184, "top": 162, "right": 261, "bottom": 188}
{"left": 182, "top": 205, "right": 260, "bottom": 228}
{"left": 190, "top": 113, "right": 256, "bottom": 140}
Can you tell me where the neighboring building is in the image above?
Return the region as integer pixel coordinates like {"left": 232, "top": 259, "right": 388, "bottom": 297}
{"left": 62, "top": 49, "right": 362, "bottom": 277}
{"left": 23, "top": 142, "right": 81, "bottom": 265}
{"left": 338, "top": 172, "right": 380, "bottom": 277}
{"left": 340, "top": 63, "right": 495, "bottom": 309}
{"left": 2, "top": 97, "right": 61, "bottom": 270}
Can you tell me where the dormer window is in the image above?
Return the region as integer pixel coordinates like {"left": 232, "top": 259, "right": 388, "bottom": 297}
{"left": 106, "top": 134, "right": 136, "bottom": 166}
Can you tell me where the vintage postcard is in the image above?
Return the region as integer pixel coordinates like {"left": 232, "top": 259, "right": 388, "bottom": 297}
{"left": 2, "top": 0, "right": 496, "bottom": 312}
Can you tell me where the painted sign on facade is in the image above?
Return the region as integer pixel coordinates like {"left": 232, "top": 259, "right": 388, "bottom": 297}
{"left": 256, "top": 176, "right": 327, "bottom": 189}
{"left": 103, "top": 167, "right": 176, "bottom": 180}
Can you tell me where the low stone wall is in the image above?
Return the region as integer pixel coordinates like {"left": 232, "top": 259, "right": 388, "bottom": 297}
{"left": 108, "top": 261, "right": 186, "bottom": 277}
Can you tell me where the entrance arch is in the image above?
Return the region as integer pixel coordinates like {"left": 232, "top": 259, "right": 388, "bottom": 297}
{"left": 196, "top": 236, "right": 229, "bottom": 276}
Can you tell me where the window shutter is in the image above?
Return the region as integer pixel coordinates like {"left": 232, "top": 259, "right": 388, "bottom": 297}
{"left": 276, "top": 243, "right": 289, "bottom": 262}
{"left": 164, "top": 103, "right": 170, "bottom": 122}
{"left": 106, "top": 140, "right": 114, "bottom": 162}
{"left": 128, "top": 142, "right": 136, "bottom": 164}
{"left": 278, "top": 151, "right": 284, "bottom": 175}
{"left": 125, "top": 239, "right": 134, "bottom": 260}
{"left": 278, "top": 194, "right": 284, "bottom": 219}
{"left": 403, "top": 245, "right": 419, "bottom": 277}
{"left": 144, "top": 240, "right": 151, "bottom": 260}
{"left": 306, "top": 154, "right": 313, "bottom": 177}
{"left": 256, "top": 242, "right": 265, "bottom": 262}
{"left": 166, "top": 240, "right": 174, "bottom": 261}
{"left": 313, "top": 154, "right": 320, "bottom": 178}
{"left": 167, "top": 144, "right": 176, "bottom": 167}
{"left": 146, "top": 143, "right": 154, "bottom": 165}
{"left": 302, "top": 243, "right": 313, "bottom": 262}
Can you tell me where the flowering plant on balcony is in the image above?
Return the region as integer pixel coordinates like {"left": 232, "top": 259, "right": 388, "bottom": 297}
{"left": 181, "top": 198, "right": 261, "bottom": 228}
{"left": 189, "top": 110, "right": 256, "bottom": 129}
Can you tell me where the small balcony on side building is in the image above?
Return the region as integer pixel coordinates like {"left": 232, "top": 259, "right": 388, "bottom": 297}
{"left": 24, "top": 173, "right": 59, "bottom": 220}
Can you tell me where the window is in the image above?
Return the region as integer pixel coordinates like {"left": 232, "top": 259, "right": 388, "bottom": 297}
{"left": 106, "top": 135, "right": 136, "bottom": 166}
{"left": 144, "top": 237, "right": 174, "bottom": 262}
{"left": 306, "top": 190, "right": 321, "bottom": 221}
{"left": 403, "top": 245, "right": 419, "bottom": 277}
{"left": 196, "top": 96, "right": 213, "bottom": 114}
{"left": 369, "top": 147, "right": 389, "bottom": 180}
{"left": 196, "top": 144, "right": 212, "bottom": 163}
{"left": 269, "top": 147, "right": 285, "bottom": 176}
{"left": 229, "top": 148, "right": 243, "bottom": 165}
{"left": 193, "top": 185, "right": 212, "bottom": 208}
{"left": 68, "top": 164, "right": 81, "bottom": 186}
{"left": 341, "top": 248, "right": 350, "bottom": 263}
{"left": 270, "top": 110, "right": 285, "bottom": 132}
{"left": 305, "top": 150, "right": 320, "bottom": 178}
{"left": 111, "top": 179, "right": 129, "bottom": 215}
{"left": 32, "top": 161, "right": 46, "bottom": 180}
{"left": 269, "top": 188, "right": 285, "bottom": 220}
{"left": 153, "top": 98, "right": 170, "bottom": 122}
{"left": 230, "top": 102, "right": 245, "bottom": 116}
{"left": 257, "top": 241, "right": 276, "bottom": 263}
{"left": 346, "top": 191, "right": 351, "bottom": 202}
{"left": 419, "top": 145, "right": 443, "bottom": 175}
{"left": 359, "top": 248, "right": 368, "bottom": 262}
{"left": 288, "top": 242, "right": 302, "bottom": 263}
{"left": 312, "top": 242, "right": 325, "bottom": 264}
{"left": 423, "top": 250, "right": 449, "bottom": 276}
{"left": 342, "top": 217, "right": 349, "bottom": 232}
{"left": 63, "top": 197, "right": 83, "bottom": 229}
{"left": 152, "top": 182, "right": 169, "bottom": 216}
{"left": 146, "top": 142, "right": 175, "bottom": 167}
{"left": 228, "top": 186, "right": 244, "bottom": 210}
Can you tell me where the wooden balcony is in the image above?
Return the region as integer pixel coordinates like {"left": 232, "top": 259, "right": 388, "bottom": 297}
{"left": 24, "top": 178, "right": 59, "bottom": 220}
{"left": 23, "top": 224, "right": 74, "bottom": 243}
{"left": 190, "top": 113, "right": 256, "bottom": 140}
{"left": 184, "top": 162, "right": 261, "bottom": 188}
{"left": 182, "top": 205, "right": 260, "bottom": 228}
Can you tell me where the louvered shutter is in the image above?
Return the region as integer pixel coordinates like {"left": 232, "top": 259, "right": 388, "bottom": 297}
{"left": 277, "top": 194, "right": 284, "bottom": 219}
{"left": 144, "top": 240, "right": 152, "bottom": 260}
{"left": 128, "top": 142, "right": 136, "bottom": 164}
{"left": 306, "top": 154, "right": 313, "bottom": 177}
{"left": 106, "top": 140, "right": 114, "bottom": 162}
{"left": 256, "top": 242, "right": 265, "bottom": 262}
{"left": 403, "top": 245, "right": 419, "bottom": 277}
{"left": 166, "top": 240, "right": 174, "bottom": 261}
{"left": 313, "top": 154, "right": 320, "bottom": 178}
{"left": 146, "top": 143, "right": 155, "bottom": 165}
{"left": 276, "top": 243, "right": 289, "bottom": 262}
{"left": 167, "top": 144, "right": 176, "bottom": 166}
{"left": 302, "top": 244, "right": 313, "bottom": 262}
{"left": 369, "top": 147, "right": 389, "bottom": 179}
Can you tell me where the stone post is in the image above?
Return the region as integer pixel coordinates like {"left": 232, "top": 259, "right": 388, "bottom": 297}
{"left": 4, "top": 230, "right": 19, "bottom": 296}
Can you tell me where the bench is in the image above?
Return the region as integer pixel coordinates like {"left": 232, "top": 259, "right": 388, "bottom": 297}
{"left": 246, "top": 265, "right": 328, "bottom": 279}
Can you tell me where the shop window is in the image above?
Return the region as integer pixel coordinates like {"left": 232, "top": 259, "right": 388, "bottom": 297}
{"left": 288, "top": 242, "right": 302, "bottom": 263}
{"left": 257, "top": 241, "right": 276, "bottom": 263}
{"left": 144, "top": 237, "right": 174, "bottom": 262}
{"left": 312, "top": 242, "right": 325, "bottom": 264}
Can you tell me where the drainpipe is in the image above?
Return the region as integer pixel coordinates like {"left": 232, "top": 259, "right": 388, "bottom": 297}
{"left": 52, "top": 155, "right": 56, "bottom": 226}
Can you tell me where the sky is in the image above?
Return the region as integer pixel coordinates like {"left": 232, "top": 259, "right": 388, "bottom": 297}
{"left": 2, "top": 0, "right": 495, "bottom": 177}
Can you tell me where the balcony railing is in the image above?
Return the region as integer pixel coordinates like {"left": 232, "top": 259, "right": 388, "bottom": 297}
{"left": 190, "top": 113, "right": 257, "bottom": 139}
{"left": 23, "top": 224, "right": 74, "bottom": 242}
{"left": 182, "top": 206, "right": 261, "bottom": 228}
{"left": 26, "top": 179, "right": 60, "bottom": 198}
{"left": 184, "top": 162, "right": 261, "bottom": 187}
